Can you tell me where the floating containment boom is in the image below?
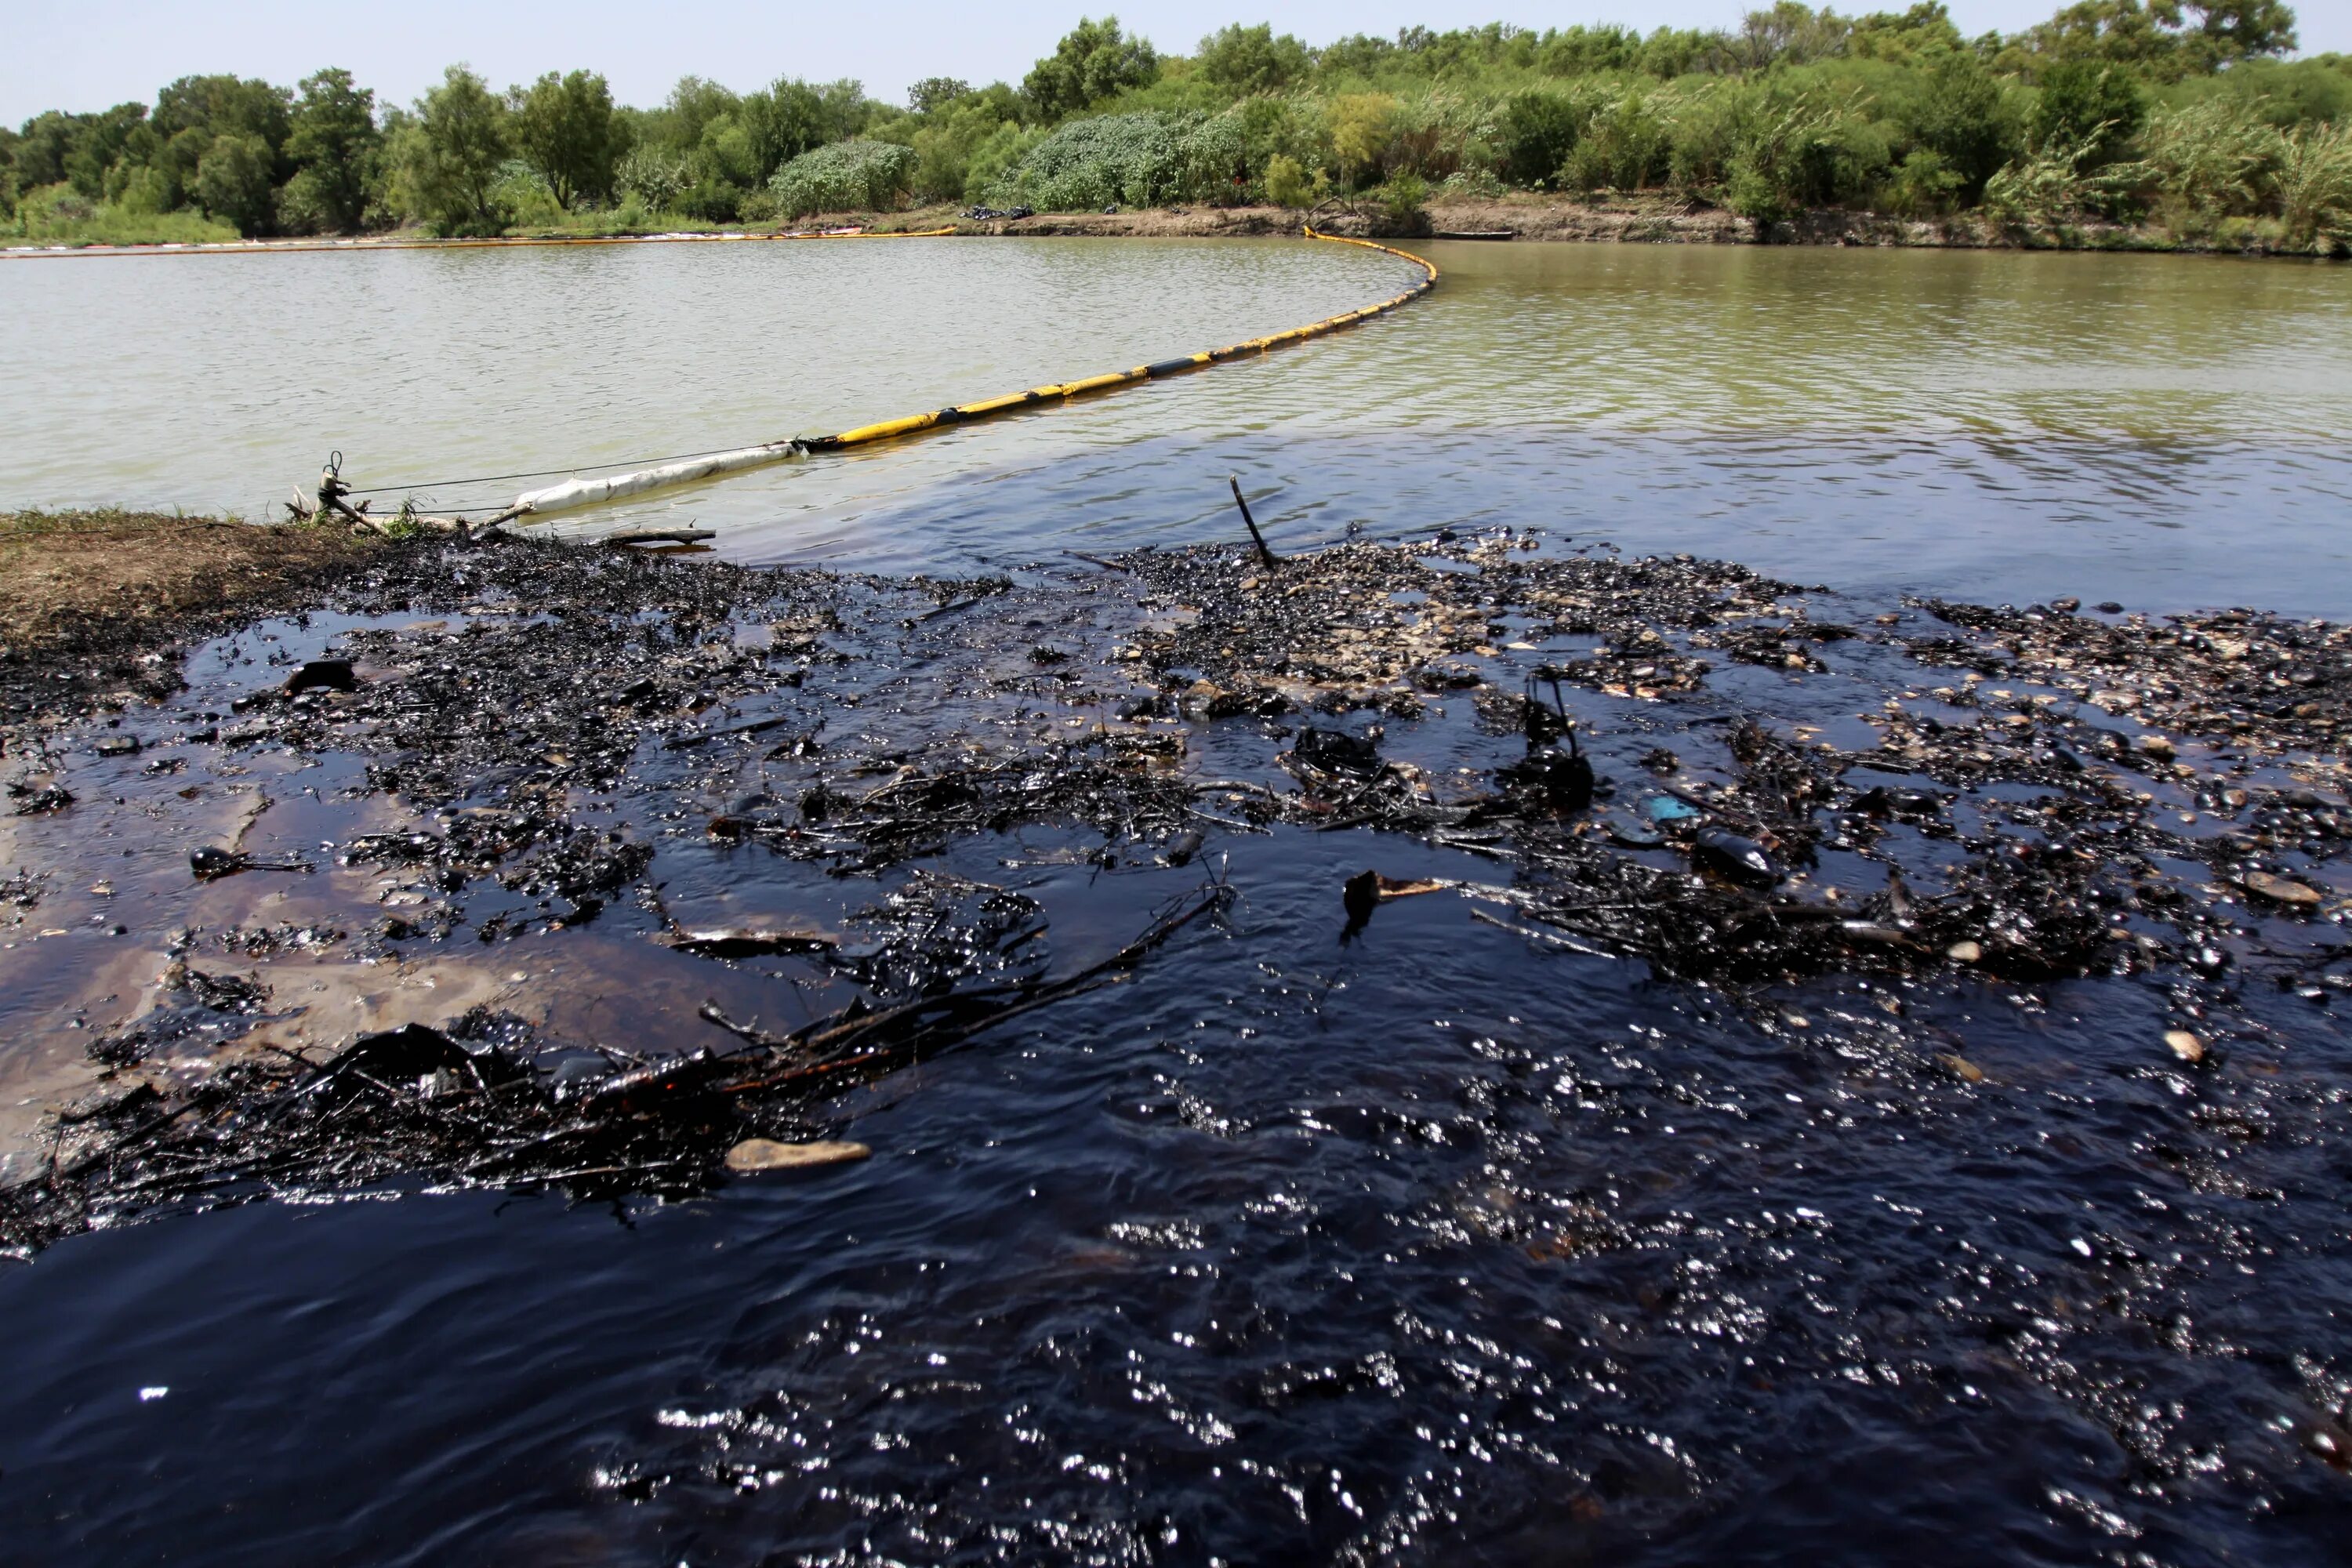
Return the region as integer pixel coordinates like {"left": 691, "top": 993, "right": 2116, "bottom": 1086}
{"left": 334, "top": 226, "right": 1439, "bottom": 524}
{"left": 512, "top": 439, "right": 808, "bottom": 515}
{"left": 502, "top": 226, "right": 1437, "bottom": 520}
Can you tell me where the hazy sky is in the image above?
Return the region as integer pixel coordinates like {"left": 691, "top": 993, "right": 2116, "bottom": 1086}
{"left": 8, "top": 0, "right": 2347, "bottom": 123}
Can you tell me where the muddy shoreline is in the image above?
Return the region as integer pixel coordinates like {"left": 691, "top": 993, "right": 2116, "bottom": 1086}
{"left": 8, "top": 194, "right": 2339, "bottom": 260}
{"left": 4, "top": 515, "right": 2349, "bottom": 1253}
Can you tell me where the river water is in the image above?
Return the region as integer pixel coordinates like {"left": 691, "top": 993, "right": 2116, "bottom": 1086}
{"left": 6, "top": 238, "right": 2352, "bottom": 609}
{"left": 3, "top": 239, "right": 2352, "bottom": 1564}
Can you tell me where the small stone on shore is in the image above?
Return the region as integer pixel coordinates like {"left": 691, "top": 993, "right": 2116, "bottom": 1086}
{"left": 2164, "top": 1029, "right": 2205, "bottom": 1062}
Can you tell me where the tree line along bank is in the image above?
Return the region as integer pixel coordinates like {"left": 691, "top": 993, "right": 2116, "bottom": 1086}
{"left": 3, "top": 3, "right": 2347, "bottom": 252}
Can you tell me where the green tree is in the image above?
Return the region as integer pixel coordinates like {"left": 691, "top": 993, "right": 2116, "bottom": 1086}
{"left": 908, "top": 77, "right": 973, "bottom": 114}
{"left": 2181, "top": 0, "right": 2298, "bottom": 64}
{"left": 1023, "top": 17, "right": 1160, "bottom": 122}
{"left": 660, "top": 76, "right": 741, "bottom": 150}
{"left": 12, "top": 112, "right": 81, "bottom": 190}
{"left": 1902, "top": 49, "right": 2019, "bottom": 199}
{"left": 510, "top": 69, "right": 618, "bottom": 206}
{"left": 397, "top": 65, "right": 511, "bottom": 234}
{"left": 2024, "top": 0, "right": 2296, "bottom": 74}
{"left": 904, "top": 89, "right": 1022, "bottom": 201}
{"left": 2031, "top": 59, "right": 2146, "bottom": 165}
{"left": 284, "top": 67, "right": 379, "bottom": 232}
{"left": 154, "top": 74, "right": 291, "bottom": 151}
{"left": 1329, "top": 93, "right": 1399, "bottom": 187}
{"left": 739, "top": 78, "right": 869, "bottom": 185}
{"left": 63, "top": 103, "right": 150, "bottom": 198}
{"left": 1716, "top": 2, "right": 1854, "bottom": 72}
{"left": 194, "top": 131, "right": 276, "bottom": 233}
{"left": 1849, "top": 2, "right": 1969, "bottom": 61}
{"left": 1196, "top": 24, "right": 1312, "bottom": 96}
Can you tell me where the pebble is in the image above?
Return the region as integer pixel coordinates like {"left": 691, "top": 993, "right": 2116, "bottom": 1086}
{"left": 2137, "top": 734, "right": 2174, "bottom": 758}
{"left": 724, "top": 1138, "right": 871, "bottom": 1173}
{"left": 2240, "top": 870, "right": 2322, "bottom": 908}
{"left": 1946, "top": 940, "right": 1983, "bottom": 964}
{"left": 1938, "top": 1054, "right": 1985, "bottom": 1083}
{"left": 2164, "top": 1029, "right": 2205, "bottom": 1063}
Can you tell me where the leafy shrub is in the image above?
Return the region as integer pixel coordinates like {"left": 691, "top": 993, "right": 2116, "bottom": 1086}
{"left": 487, "top": 159, "right": 564, "bottom": 227}
{"left": 960, "top": 122, "right": 1042, "bottom": 205}
{"left": 676, "top": 174, "right": 741, "bottom": 222}
{"left": 1898, "top": 50, "right": 2020, "bottom": 202}
{"left": 2031, "top": 60, "right": 2146, "bottom": 168}
{"left": 985, "top": 111, "right": 1241, "bottom": 210}
{"left": 1983, "top": 129, "right": 2134, "bottom": 226}
{"left": 768, "top": 139, "right": 917, "bottom": 217}
{"left": 1327, "top": 93, "right": 1399, "bottom": 187}
{"left": 8, "top": 181, "right": 237, "bottom": 244}
{"left": 1372, "top": 172, "right": 1431, "bottom": 234}
{"left": 1263, "top": 151, "right": 1317, "bottom": 207}
{"left": 1724, "top": 87, "right": 1886, "bottom": 225}
{"left": 2272, "top": 119, "right": 2352, "bottom": 249}
{"left": 1499, "top": 90, "right": 1584, "bottom": 186}
{"left": 1884, "top": 146, "right": 1964, "bottom": 216}
{"left": 616, "top": 146, "right": 689, "bottom": 210}
{"left": 274, "top": 167, "right": 333, "bottom": 232}
{"left": 1560, "top": 89, "right": 1672, "bottom": 191}
{"left": 2131, "top": 97, "right": 2283, "bottom": 224}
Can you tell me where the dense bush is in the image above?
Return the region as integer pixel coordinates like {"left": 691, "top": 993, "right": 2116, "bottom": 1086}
{"left": 1499, "top": 90, "right": 1586, "bottom": 186}
{"left": 769, "top": 139, "right": 917, "bottom": 216}
{"left": 985, "top": 111, "right": 1241, "bottom": 209}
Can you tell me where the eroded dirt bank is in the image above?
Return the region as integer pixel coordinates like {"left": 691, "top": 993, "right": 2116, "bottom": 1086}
{"left": 3, "top": 519, "right": 2349, "bottom": 1252}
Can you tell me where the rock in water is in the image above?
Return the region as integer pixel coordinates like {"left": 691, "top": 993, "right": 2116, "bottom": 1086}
{"left": 1692, "top": 829, "right": 1780, "bottom": 888}
{"left": 1295, "top": 727, "right": 1381, "bottom": 777}
{"left": 188, "top": 845, "right": 245, "bottom": 880}
{"left": 724, "top": 1138, "right": 871, "bottom": 1173}
{"left": 2164, "top": 1029, "right": 2205, "bottom": 1062}
{"left": 1503, "top": 747, "right": 1594, "bottom": 811}
{"left": 285, "top": 659, "right": 358, "bottom": 696}
{"left": 2240, "top": 871, "right": 2322, "bottom": 909}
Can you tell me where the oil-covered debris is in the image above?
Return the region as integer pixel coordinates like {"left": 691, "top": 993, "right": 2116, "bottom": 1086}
{"left": 5, "top": 527, "right": 2348, "bottom": 1251}
{"left": 1, "top": 883, "right": 1229, "bottom": 1253}
{"left": 1903, "top": 595, "right": 2352, "bottom": 758}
